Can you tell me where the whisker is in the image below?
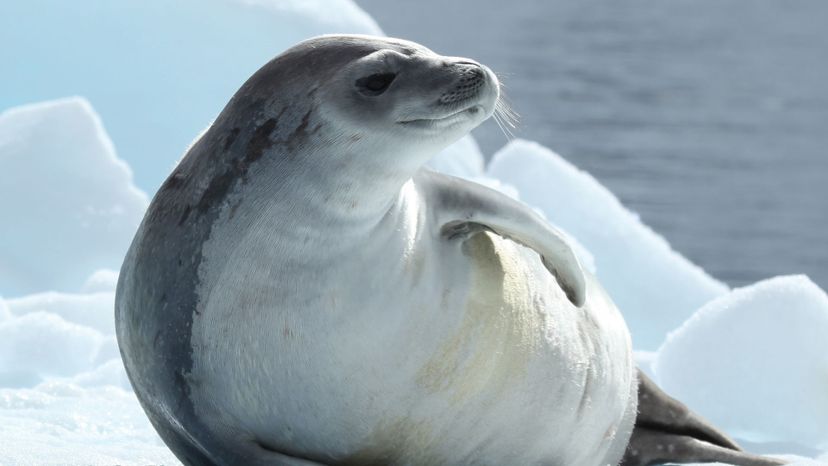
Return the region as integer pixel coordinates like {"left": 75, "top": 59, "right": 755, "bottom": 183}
{"left": 491, "top": 106, "right": 515, "bottom": 140}
{"left": 494, "top": 85, "right": 520, "bottom": 136}
{"left": 491, "top": 112, "right": 508, "bottom": 139}
{"left": 494, "top": 70, "right": 516, "bottom": 81}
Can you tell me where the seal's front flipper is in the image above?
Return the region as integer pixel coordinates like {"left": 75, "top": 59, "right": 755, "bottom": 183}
{"left": 422, "top": 170, "right": 586, "bottom": 306}
{"left": 623, "top": 370, "right": 786, "bottom": 466}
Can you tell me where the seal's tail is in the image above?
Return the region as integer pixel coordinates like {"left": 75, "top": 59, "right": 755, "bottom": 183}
{"left": 621, "top": 369, "right": 787, "bottom": 466}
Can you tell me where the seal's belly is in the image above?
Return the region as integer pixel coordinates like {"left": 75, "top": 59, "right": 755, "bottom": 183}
{"left": 380, "top": 232, "right": 636, "bottom": 466}
{"left": 190, "top": 229, "right": 635, "bottom": 465}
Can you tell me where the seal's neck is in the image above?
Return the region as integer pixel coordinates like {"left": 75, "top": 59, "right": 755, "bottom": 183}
{"left": 185, "top": 111, "right": 445, "bottom": 237}
{"left": 260, "top": 140, "right": 434, "bottom": 232}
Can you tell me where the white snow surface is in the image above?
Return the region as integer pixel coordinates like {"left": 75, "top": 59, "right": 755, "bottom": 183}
{"left": 0, "top": 382, "right": 179, "bottom": 466}
{"left": 0, "top": 98, "right": 148, "bottom": 297}
{"left": 654, "top": 275, "right": 828, "bottom": 451}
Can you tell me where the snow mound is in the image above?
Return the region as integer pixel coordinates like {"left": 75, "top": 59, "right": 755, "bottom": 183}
{"left": 0, "top": 312, "right": 105, "bottom": 387}
{"left": 0, "top": 382, "right": 180, "bottom": 466}
{"left": 0, "top": 268, "right": 121, "bottom": 390}
{"left": 487, "top": 139, "right": 729, "bottom": 349}
{"left": 6, "top": 289, "right": 117, "bottom": 335}
{"left": 0, "top": 98, "right": 148, "bottom": 297}
{"left": 0, "top": 0, "right": 382, "bottom": 191}
{"left": 654, "top": 275, "right": 828, "bottom": 451}
{"left": 0, "top": 297, "right": 10, "bottom": 322}
{"left": 239, "top": 0, "right": 379, "bottom": 31}
{"left": 81, "top": 269, "right": 120, "bottom": 294}
{"left": 0, "top": 265, "right": 158, "bottom": 463}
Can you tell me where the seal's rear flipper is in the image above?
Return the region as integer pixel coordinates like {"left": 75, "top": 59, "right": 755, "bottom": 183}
{"left": 622, "top": 370, "right": 786, "bottom": 466}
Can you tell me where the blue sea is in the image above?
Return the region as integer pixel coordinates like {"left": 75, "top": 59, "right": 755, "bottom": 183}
{"left": 357, "top": 0, "right": 828, "bottom": 290}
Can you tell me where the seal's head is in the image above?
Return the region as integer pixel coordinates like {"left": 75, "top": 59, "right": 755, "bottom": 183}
{"left": 314, "top": 35, "right": 499, "bottom": 149}
{"left": 224, "top": 35, "right": 500, "bottom": 163}
{"left": 200, "top": 35, "right": 502, "bottom": 210}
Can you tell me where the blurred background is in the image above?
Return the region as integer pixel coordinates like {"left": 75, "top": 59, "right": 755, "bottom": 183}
{"left": 358, "top": 0, "right": 828, "bottom": 289}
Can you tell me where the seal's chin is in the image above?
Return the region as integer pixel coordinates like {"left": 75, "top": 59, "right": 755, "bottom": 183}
{"left": 397, "top": 104, "right": 485, "bottom": 129}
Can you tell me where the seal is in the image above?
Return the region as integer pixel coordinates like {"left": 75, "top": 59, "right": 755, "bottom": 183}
{"left": 115, "top": 35, "right": 785, "bottom": 466}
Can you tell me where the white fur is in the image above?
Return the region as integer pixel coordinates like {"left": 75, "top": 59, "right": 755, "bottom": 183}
{"left": 190, "top": 172, "right": 636, "bottom": 465}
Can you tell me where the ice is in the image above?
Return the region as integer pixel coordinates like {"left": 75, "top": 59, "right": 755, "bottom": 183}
{"left": 81, "top": 269, "right": 120, "bottom": 294}
{"left": 0, "top": 0, "right": 382, "bottom": 191}
{"left": 0, "top": 268, "right": 120, "bottom": 390}
{"left": 239, "top": 0, "right": 380, "bottom": 31}
{"left": 6, "top": 289, "right": 117, "bottom": 335}
{"left": 0, "top": 259, "right": 172, "bottom": 463}
{"left": 0, "top": 297, "right": 10, "bottom": 322}
{"left": 487, "top": 139, "right": 729, "bottom": 350}
{"left": 69, "top": 359, "right": 132, "bottom": 391}
{"left": 0, "top": 382, "right": 181, "bottom": 466}
{"left": 0, "top": 98, "right": 148, "bottom": 297}
{"left": 654, "top": 275, "right": 828, "bottom": 451}
{"left": 0, "top": 312, "right": 105, "bottom": 386}
{"left": 633, "top": 350, "right": 658, "bottom": 380}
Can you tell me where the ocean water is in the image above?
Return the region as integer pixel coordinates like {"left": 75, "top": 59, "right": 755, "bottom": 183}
{"left": 357, "top": 0, "right": 828, "bottom": 290}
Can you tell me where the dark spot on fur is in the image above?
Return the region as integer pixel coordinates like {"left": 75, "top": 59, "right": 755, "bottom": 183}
{"left": 292, "top": 110, "right": 312, "bottom": 141}
{"left": 195, "top": 117, "right": 279, "bottom": 214}
{"left": 223, "top": 127, "right": 241, "bottom": 150}
{"left": 246, "top": 118, "right": 279, "bottom": 165}
{"left": 172, "top": 369, "right": 193, "bottom": 413}
{"left": 178, "top": 205, "right": 192, "bottom": 226}
{"left": 162, "top": 171, "right": 186, "bottom": 191}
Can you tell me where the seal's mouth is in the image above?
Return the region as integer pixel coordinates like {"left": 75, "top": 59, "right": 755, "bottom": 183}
{"left": 397, "top": 104, "right": 483, "bottom": 127}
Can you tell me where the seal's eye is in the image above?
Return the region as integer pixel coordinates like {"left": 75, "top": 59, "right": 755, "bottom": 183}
{"left": 355, "top": 73, "right": 396, "bottom": 96}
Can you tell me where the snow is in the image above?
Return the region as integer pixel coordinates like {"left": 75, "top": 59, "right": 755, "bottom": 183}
{"left": 0, "top": 0, "right": 382, "bottom": 192}
{"left": 654, "top": 275, "right": 828, "bottom": 451}
{"left": 6, "top": 288, "right": 117, "bottom": 336}
{"left": 0, "top": 98, "right": 148, "bottom": 297}
{"left": 0, "top": 383, "right": 179, "bottom": 466}
{"left": 0, "top": 298, "right": 10, "bottom": 322}
{"left": 1, "top": 2, "right": 827, "bottom": 465}
{"left": 81, "top": 269, "right": 121, "bottom": 294}
{"left": 0, "top": 312, "right": 105, "bottom": 385}
{"left": 0, "top": 273, "right": 172, "bottom": 465}
{"left": 488, "top": 139, "right": 730, "bottom": 350}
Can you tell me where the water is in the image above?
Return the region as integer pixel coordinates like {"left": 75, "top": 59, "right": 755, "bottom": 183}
{"left": 357, "top": 0, "right": 828, "bottom": 289}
